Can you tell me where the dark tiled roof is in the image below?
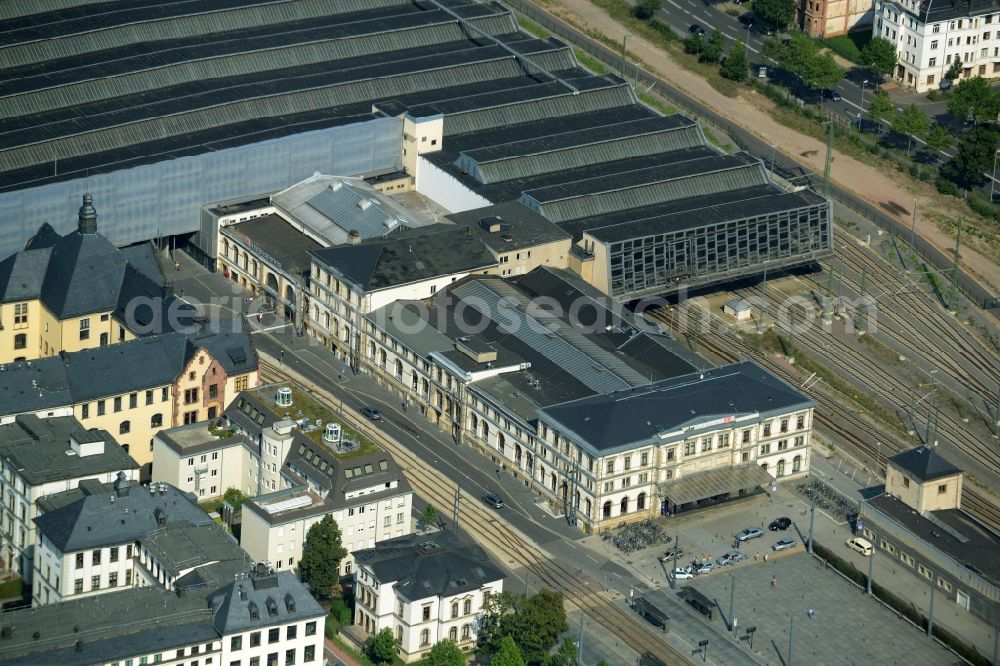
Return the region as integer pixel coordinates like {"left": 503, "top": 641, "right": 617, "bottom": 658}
{"left": 211, "top": 568, "right": 325, "bottom": 634}
{"left": 226, "top": 214, "right": 323, "bottom": 277}
{"left": 888, "top": 446, "right": 962, "bottom": 482}
{"left": 445, "top": 201, "right": 571, "bottom": 253}
{"left": 33, "top": 482, "right": 211, "bottom": 553}
{"left": 868, "top": 492, "right": 1000, "bottom": 584}
{"left": 310, "top": 225, "right": 496, "bottom": 292}
{"left": 0, "top": 324, "right": 256, "bottom": 415}
{"left": 353, "top": 531, "right": 504, "bottom": 602}
{"left": 538, "top": 361, "right": 814, "bottom": 453}
{"left": 0, "top": 414, "right": 137, "bottom": 486}
{"left": 39, "top": 230, "right": 127, "bottom": 318}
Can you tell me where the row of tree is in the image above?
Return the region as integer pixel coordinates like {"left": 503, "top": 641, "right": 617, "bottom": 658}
{"left": 762, "top": 32, "right": 843, "bottom": 93}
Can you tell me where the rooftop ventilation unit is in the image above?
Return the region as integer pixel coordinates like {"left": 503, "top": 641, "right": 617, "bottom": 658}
{"left": 330, "top": 181, "right": 343, "bottom": 192}
{"left": 357, "top": 199, "right": 373, "bottom": 211}
{"left": 276, "top": 387, "right": 292, "bottom": 407}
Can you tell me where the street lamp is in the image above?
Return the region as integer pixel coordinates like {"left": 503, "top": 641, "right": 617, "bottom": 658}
{"left": 757, "top": 259, "right": 770, "bottom": 333}
{"left": 768, "top": 144, "right": 777, "bottom": 174}
{"left": 861, "top": 79, "right": 869, "bottom": 107}
{"left": 991, "top": 149, "right": 1000, "bottom": 202}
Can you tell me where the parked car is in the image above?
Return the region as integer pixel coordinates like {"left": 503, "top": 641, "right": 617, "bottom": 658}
{"left": 360, "top": 406, "right": 381, "bottom": 421}
{"left": 773, "top": 537, "right": 796, "bottom": 551}
{"left": 716, "top": 550, "right": 747, "bottom": 565}
{"left": 689, "top": 24, "right": 706, "bottom": 35}
{"left": 483, "top": 494, "right": 504, "bottom": 509}
{"left": 736, "top": 527, "right": 764, "bottom": 541}
{"left": 659, "top": 546, "right": 685, "bottom": 562}
{"left": 738, "top": 13, "right": 754, "bottom": 27}
{"left": 769, "top": 517, "right": 792, "bottom": 531}
{"left": 672, "top": 567, "right": 695, "bottom": 580}
{"left": 824, "top": 88, "right": 843, "bottom": 102}
{"left": 695, "top": 561, "right": 715, "bottom": 574}
{"left": 846, "top": 537, "right": 874, "bottom": 556}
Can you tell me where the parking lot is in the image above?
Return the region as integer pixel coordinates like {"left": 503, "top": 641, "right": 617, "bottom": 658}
{"left": 577, "top": 484, "right": 967, "bottom": 665}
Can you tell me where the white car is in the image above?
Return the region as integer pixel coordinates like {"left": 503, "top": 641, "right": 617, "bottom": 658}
{"left": 772, "top": 537, "right": 796, "bottom": 551}
{"left": 671, "top": 567, "right": 695, "bottom": 580}
{"left": 846, "top": 537, "right": 873, "bottom": 556}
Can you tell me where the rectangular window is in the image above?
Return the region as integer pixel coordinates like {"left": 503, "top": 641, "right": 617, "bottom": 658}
{"left": 719, "top": 433, "right": 730, "bottom": 448}
{"left": 285, "top": 649, "right": 296, "bottom": 666}
{"left": 92, "top": 549, "right": 101, "bottom": 566}
{"left": 129, "top": 393, "right": 137, "bottom": 409}
{"left": 81, "top": 403, "right": 89, "bottom": 419}
{"left": 125, "top": 570, "right": 132, "bottom": 585}
{"left": 161, "top": 387, "right": 169, "bottom": 402}
{"left": 146, "top": 390, "right": 154, "bottom": 405}
{"left": 76, "top": 553, "right": 84, "bottom": 569}
{"left": 623, "top": 456, "right": 631, "bottom": 471}
{"left": 250, "top": 632, "right": 261, "bottom": 647}
{"left": 74, "top": 579, "right": 83, "bottom": 594}
{"left": 209, "top": 384, "right": 218, "bottom": 399}
{"left": 701, "top": 438, "right": 712, "bottom": 452}
{"left": 109, "top": 572, "right": 118, "bottom": 587}
{"left": 938, "top": 483, "right": 948, "bottom": 494}
{"left": 97, "top": 400, "right": 106, "bottom": 416}
{"left": 114, "top": 396, "right": 122, "bottom": 412}
{"left": 305, "top": 622, "right": 317, "bottom": 637}
{"left": 287, "top": 625, "right": 297, "bottom": 640}
{"left": 606, "top": 461, "right": 614, "bottom": 474}
{"left": 184, "top": 410, "right": 198, "bottom": 424}
{"left": 760, "top": 443, "right": 771, "bottom": 455}
{"left": 231, "top": 636, "right": 243, "bottom": 651}
{"left": 268, "top": 628, "right": 280, "bottom": 644}
{"left": 79, "top": 318, "right": 90, "bottom": 341}
{"left": 91, "top": 575, "right": 100, "bottom": 590}
{"left": 930, "top": 40, "right": 938, "bottom": 49}
{"left": 184, "top": 388, "right": 199, "bottom": 404}
{"left": 640, "top": 452, "right": 649, "bottom": 466}
{"left": 742, "top": 429, "right": 751, "bottom": 444}
{"left": 683, "top": 442, "right": 695, "bottom": 456}
{"left": 110, "top": 547, "right": 119, "bottom": 563}
{"left": 13, "top": 303, "right": 28, "bottom": 325}
{"left": 304, "top": 646, "right": 315, "bottom": 663}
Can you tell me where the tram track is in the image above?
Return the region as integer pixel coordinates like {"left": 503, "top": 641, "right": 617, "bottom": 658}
{"left": 646, "top": 307, "right": 1000, "bottom": 534}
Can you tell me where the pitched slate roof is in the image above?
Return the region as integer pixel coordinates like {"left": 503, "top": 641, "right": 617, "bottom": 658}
{"left": 538, "top": 361, "right": 814, "bottom": 454}
{"left": 211, "top": 567, "right": 325, "bottom": 634}
{"left": 33, "top": 482, "right": 211, "bottom": 553}
{"left": 0, "top": 323, "right": 256, "bottom": 415}
{"left": 889, "top": 446, "right": 962, "bottom": 482}
{"left": 353, "top": 531, "right": 503, "bottom": 602}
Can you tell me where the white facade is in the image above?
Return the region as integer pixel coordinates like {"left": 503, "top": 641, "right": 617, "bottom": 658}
{"left": 34, "top": 536, "right": 138, "bottom": 606}
{"left": 875, "top": 0, "right": 1000, "bottom": 91}
{"left": 219, "top": 616, "right": 323, "bottom": 666}
{"left": 354, "top": 564, "right": 502, "bottom": 662}
{"left": 414, "top": 157, "right": 491, "bottom": 214}
{"left": 241, "top": 491, "right": 412, "bottom": 576}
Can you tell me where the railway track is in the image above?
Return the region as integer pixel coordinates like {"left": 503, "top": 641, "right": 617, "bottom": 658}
{"left": 647, "top": 307, "right": 1000, "bottom": 535}
{"left": 258, "top": 360, "right": 695, "bottom": 665}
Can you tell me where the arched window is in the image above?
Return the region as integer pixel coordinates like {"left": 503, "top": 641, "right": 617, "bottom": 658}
{"left": 13, "top": 333, "right": 26, "bottom": 350}
{"left": 420, "top": 629, "right": 429, "bottom": 646}
{"left": 451, "top": 601, "right": 459, "bottom": 618}
{"left": 463, "top": 599, "right": 472, "bottom": 615}
{"left": 620, "top": 496, "right": 629, "bottom": 515}
{"left": 119, "top": 421, "right": 130, "bottom": 435}
{"left": 777, "top": 459, "right": 786, "bottom": 477}
{"left": 637, "top": 492, "right": 646, "bottom": 511}
{"left": 498, "top": 433, "right": 506, "bottom": 454}
{"left": 602, "top": 501, "right": 612, "bottom": 518}
{"left": 449, "top": 626, "right": 457, "bottom": 641}
{"left": 760, "top": 463, "right": 768, "bottom": 474}
{"left": 792, "top": 455, "right": 802, "bottom": 473}
{"left": 395, "top": 359, "right": 403, "bottom": 379}
{"left": 150, "top": 414, "right": 162, "bottom": 428}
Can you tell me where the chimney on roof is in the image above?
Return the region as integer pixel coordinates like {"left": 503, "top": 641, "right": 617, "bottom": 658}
{"left": 78, "top": 194, "right": 98, "bottom": 235}
{"left": 349, "top": 229, "right": 361, "bottom": 245}
{"left": 113, "top": 471, "right": 130, "bottom": 497}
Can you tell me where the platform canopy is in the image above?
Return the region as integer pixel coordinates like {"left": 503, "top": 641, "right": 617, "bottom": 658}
{"left": 658, "top": 465, "right": 772, "bottom": 506}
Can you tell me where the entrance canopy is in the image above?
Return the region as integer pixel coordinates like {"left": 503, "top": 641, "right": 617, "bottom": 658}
{"left": 659, "top": 465, "right": 772, "bottom": 506}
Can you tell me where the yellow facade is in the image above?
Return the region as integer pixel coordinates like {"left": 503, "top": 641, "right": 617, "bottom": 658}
{"left": 1, "top": 298, "right": 137, "bottom": 365}
{"left": 886, "top": 465, "right": 963, "bottom": 513}
{"left": 74, "top": 385, "right": 172, "bottom": 471}
{"left": 485, "top": 238, "right": 571, "bottom": 278}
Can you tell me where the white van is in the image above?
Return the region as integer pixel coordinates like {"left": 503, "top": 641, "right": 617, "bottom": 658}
{"left": 845, "top": 537, "right": 873, "bottom": 557}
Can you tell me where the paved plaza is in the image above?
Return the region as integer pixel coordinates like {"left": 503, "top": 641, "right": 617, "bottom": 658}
{"left": 650, "top": 552, "right": 963, "bottom": 666}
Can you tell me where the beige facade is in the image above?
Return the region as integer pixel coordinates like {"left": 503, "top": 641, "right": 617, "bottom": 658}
{"left": 401, "top": 113, "right": 444, "bottom": 178}
{"left": 488, "top": 237, "right": 571, "bottom": 278}
{"left": 886, "top": 460, "right": 962, "bottom": 513}
{"left": 803, "top": 0, "right": 874, "bottom": 38}
{"left": 0, "top": 299, "right": 136, "bottom": 365}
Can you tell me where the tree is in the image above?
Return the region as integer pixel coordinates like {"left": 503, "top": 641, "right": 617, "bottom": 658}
{"left": 943, "top": 124, "right": 1000, "bottom": 186}
{"left": 634, "top": 0, "right": 662, "bottom": 19}
{"left": 493, "top": 636, "right": 525, "bottom": 666}
{"left": 298, "top": 515, "right": 348, "bottom": 598}
{"left": 752, "top": 0, "right": 797, "bottom": 30}
{"left": 800, "top": 52, "right": 844, "bottom": 92}
{"left": 420, "top": 504, "right": 438, "bottom": 531}
{"left": 596, "top": 662, "right": 611, "bottom": 666}
{"left": 945, "top": 57, "right": 963, "bottom": 83}
{"left": 859, "top": 37, "right": 898, "bottom": 80}
{"left": 893, "top": 104, "right": 930, "bottom": 154}
{"left": 476, "top": 589, "right": 567, "bottom": 662}
{"left": 520, "top": 589, "right": 568, "bottom": 655}
{"left": 683, "top": 32, "right": 704, "bottom": 55}
{"left": 866, "top": 89, "right": 894, "bottom": 133}
{"left": 701, "top": 29, "right": 725, "bottom": 64}
{"left": 476, "top": 591, "right": 516, "bottom": 657}
{"left": 948, "top": 76, "right": 1000, "bottom": 124}
{"left": 720, "top": 40, "right": 749, "bottom": 81}
{"left": 425, "top": 639, "right": 465, "bottom": 666}
{"left": 924, "top": 123, "right": 952, "bottom": 153}
{"left": 365, "top": 627, "right": 397, "bottom": 665}
{"left": 545, "top": 637, "right": 578, "bottom": 666}
{"left": 222, "top": 487, "right": 246, "bottom": 511}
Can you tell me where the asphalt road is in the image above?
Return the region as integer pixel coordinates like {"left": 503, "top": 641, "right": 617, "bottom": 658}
{"left": 650, "top": 0, "right": 954, "bottom": 154}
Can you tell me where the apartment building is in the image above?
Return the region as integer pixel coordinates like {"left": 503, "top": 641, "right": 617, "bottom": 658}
{"left": 0, "top": 415, "right": 138, "bottom": 581}
{"left": 353, "top": 531, "right": 504, "bottom": 663}
{"left": 0, "top": 194, "right": 190, "bottom": 365}
{"left": 0, "top": 562, "right": 324, "bottom": 666}
{"left": 32, "top": 476, "right": 217, "bottom": 605}
{"left": 874, "top": 0, "right": 1000, "bottom": 91}
{"left": 0, "top": 322, "right": 258, "bottom": 476}
{"left": 154, "top": 383, "right": 414, "bottom": 576}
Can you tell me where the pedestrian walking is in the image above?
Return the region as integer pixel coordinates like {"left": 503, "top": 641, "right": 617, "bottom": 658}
{"left": 763, "top": 553, "right": 769, "bottom": 562}
{"left": 770, "top": 575, "right": 777, "bottom": 589}
{"left": 807, "top": 608, "right": 815, "bottom": 620}
{"left": 754, "top": 552, "right": 760, "bottom": 561}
